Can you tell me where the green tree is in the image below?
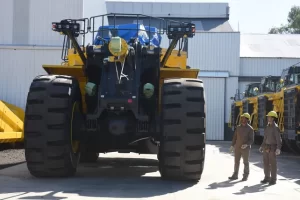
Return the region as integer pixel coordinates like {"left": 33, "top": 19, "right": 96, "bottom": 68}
{"left": 269, "top": 5, "right": 300, "bottom": 34}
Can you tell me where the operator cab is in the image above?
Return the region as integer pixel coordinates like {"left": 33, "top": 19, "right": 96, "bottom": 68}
{"left": 244, "top": 83, "right": 260, "bottom": 98}
{"left": 280, "top": 65, "right": 300, "bottom": 87}
{"left": 260, "top": 75, "right": 281, "bottom": 93}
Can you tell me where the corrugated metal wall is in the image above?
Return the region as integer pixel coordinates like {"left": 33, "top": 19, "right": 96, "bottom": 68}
{"left": 0, "top": 0, "right": 109, "bottom": 110}
{"left": 1, "top": 0, "right": 83, "bottom": 46}
{"left": 0, "top": 0, "right": 13, "bottom": 44}
{"left": 238, "top": 81, "right": 253, "bottom": 95}
{"left": 200, "top": 77, "right": 225, "bottom": 140}
{"left": 240, "top": 58, "right": 300, "bottom": 77}
{"left": 188, "top": 33, "right": 240, "bottom": 76}
{"left": 28, "top": 0, "right": 83, "bottom": 46}
{"left": 0, "top": 46, "right": 62, "bottom": 109}
{"left": 225, "top": 77, "right": 238, "bottom": 122}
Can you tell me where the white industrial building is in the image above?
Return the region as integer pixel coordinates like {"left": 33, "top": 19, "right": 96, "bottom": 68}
{"left": 238, "top": 34, "right": 300, "bottom": 93}
{"left": 1, "top": 0, "right": 300, "bottom": 141}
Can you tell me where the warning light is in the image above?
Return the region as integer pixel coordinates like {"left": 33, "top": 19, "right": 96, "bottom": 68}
{"left": 128, "top": 99, "right": 133, "bottom": 103}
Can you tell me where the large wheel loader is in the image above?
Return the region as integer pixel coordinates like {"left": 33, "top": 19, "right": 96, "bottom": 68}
{"left": 229, "top": 83, "right": 259, "bottom": 133}
{"left": 278, "top": 65, "right": 300, "bottom": 153}
{"left": 229, "top": 83, "right": 260, "bottom": 142}
{"left": 23, "top": 14, "right": 206, "bottom": 181}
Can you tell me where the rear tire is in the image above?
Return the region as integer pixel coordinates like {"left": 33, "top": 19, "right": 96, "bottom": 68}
{"left": 24, "top": 75, "right": 83, "bottom": 177}
{"left": 159, "top": 78, "right": 206, "bottom": 181}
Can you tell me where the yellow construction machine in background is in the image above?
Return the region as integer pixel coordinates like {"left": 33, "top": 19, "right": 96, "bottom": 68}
{"left": 229, "top": 82, "right": 260, "bottom": 133}
{"left": 0, "top": 100, "right": 24, "bottom": 144}
{"left": 230, "top": 63, "right": 300, "bottom": 154}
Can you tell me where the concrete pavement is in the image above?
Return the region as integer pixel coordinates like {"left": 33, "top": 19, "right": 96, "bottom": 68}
{"left": 0, "top": 141, "right": 300, "bottom": 199}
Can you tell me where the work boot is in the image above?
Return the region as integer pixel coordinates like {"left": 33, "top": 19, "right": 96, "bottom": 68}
{"left": 228, "top": 174, "right": 238, "bottom": 180}
{"left": 260, "top": 178, "right": 270, "bottom": 184}
{"left": 269, "top": 180, "right": 276, "bottom": 185}
{"left": 242, "top": 176, "right": 248, "bottom": 181}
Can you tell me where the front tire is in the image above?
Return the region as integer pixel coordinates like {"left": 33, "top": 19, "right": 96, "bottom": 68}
{"left": 159, "top": 78, "right": 206, "bottom": 181}
{"left": 24, "top": 75, "right": 83, "bottom": 177}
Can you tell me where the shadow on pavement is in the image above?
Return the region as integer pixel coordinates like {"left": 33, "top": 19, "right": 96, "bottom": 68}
{"left": 209, "top": 141, "right": 300, "bottom": 185}
{"left": 233, "top": 183, "right": 270, "bottom": 195}
{"left": 0, "top": 161, "right": 25, "bottom": 170}
{"left": 206, "top": 180, "right": 243, "bottom": 189}
{"left": 0, "top": 156, "right": 196, "bottom": 199}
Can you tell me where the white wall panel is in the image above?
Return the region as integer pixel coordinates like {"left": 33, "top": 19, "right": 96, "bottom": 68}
{"left": 188, "top": 32, "right": 240, "bottom": 76}
{"left": 200, "top": 77, "right": 225, "bottom": 140}
{"left": 240, "top": 58, "right": 300, "bottom": 77}
{"left": 83, "top": 0, "right": 108, "bottom": 43}
{"left": 28, "top": 0, "right": 83, "bottom": 46}
{"left": 225, "top": 77, "right": 238, "bottom": 122}
{"left": 0, "top": 47, "right": 62, "bottom": 109}
{"left": 238, "top": 81, "right": 250, "bottom": 95}
{"left": 0, "top": 0, "right": 13, "bottom": 44}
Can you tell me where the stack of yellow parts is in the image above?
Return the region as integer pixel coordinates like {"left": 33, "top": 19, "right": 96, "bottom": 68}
{"left": 0, "top": 100, "right": 24, "bottom": 143}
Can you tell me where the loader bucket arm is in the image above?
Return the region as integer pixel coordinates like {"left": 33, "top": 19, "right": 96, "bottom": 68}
{"left": 160, "top": 23, "right": 195, "bottom": 68}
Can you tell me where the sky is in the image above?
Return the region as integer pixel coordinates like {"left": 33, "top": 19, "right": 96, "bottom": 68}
{"left": 227, "top": 0, "right": 300, "bottom": 33}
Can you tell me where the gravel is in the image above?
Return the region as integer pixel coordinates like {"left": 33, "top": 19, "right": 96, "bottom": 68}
{"left": 0, "top": 145, "right": 25, "bottom": 170}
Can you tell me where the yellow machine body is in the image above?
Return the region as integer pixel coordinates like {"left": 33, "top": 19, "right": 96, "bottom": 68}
{"left": 229, "top": 100, "right": 243, "bottom": 128}
{"left": 247, "top": 96, "right": 258, "bottom": 131}
{"left": 0, "top": 100, "right": 24, "bottom": 143}
{"left": 43, "top": 46, "right": 199, "bottom": 114}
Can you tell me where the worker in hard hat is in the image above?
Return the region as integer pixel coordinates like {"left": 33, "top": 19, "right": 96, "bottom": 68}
{"left": 259, "top": 111, "right": 282, "bottom": 185}
{"left": 229, "top": 113, "right": 254, "bottom": 181}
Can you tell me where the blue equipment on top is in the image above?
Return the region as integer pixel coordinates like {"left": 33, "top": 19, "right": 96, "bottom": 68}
{"left": 93, "top": 23, "right": 162, "bottom": 47}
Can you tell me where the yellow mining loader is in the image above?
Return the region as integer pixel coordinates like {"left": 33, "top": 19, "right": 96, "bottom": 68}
{"left": 255, "top": 76, "right": 282, "bottom": 145}
{"left": 229, "top": 76, "right": 281, "bottom": 145}
{"left": 255, "top": 65, "right": 300, "bottom": 153}
{"left": 0, "top": 100, "right": 24, "bottom": 144}
{"left": 229, "top": 83, "right": 260, "bottom": 132}
{"left": 22, "top": 13, "right": 206, "bottom": 181}
{"left": 278, "top": 64, "right": 300, "bottom": 153}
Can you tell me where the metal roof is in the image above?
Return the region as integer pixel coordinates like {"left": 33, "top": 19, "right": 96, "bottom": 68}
{"left": 240, "top": 34, "right": 300, "bottom": 58}
{"left": 106, "top": 0, "right": 229, "bottom": 3}
{"left": 105, "top": 0, "right": 229, "bottom": 18}
{"left": 196, "top": 19, "right": 233, "bottom": 32}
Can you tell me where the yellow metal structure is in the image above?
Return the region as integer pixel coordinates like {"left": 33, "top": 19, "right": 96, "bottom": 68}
{"left": 247, "top": 96, "right": 258, "bottom": 131}
{"left": 266, "top": 89, "right": 284, "bottom": 132}
{"left": 43, "top": 45, "right": 199, "bottom": 114}
{"left": 0, "top": 100, "right": 24, "bottom": 143}
{"left": 229, "top": 100, "right": 243, "bottom": 129}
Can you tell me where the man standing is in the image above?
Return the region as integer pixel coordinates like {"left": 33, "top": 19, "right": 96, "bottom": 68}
{"left": 259, "top": 111, "right": 282, "bottom": 185}
{"left": 229, "top": 113, "right": 254, "bottom": 181}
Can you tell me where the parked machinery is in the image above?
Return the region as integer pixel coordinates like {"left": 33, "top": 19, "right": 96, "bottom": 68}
{"left": 280, "top": 65, "right": 300, "bottom": 153}
{"left": 229, "top": 76, "right": 280, "bottom": 145}
{"left": 0, "top": 100, "right": 24, "bottom": 144}
{"left": 23, "top": 13, "right": 206, "bottom": 181}
{"left": 229, "top": 83, "right": 260, "bottom": 132}
{"left": 256, "top": 76, "right": 281, "bottom": 145}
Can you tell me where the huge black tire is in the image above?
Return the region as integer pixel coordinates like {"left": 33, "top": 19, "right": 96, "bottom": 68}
{"left": 24, "top": 75, "right": 83, "bottom": 177}
{"left": 159, "top": 78, "right": 206, "bottom": 181}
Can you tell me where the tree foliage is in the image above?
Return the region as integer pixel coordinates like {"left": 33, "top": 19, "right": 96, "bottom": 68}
{"left": 269, "top": 5, "right": 300, "bottom": 34}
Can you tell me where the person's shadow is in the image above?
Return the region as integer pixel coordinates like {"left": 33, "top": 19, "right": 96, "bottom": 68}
{"left": 233, "top": 183, "right": 270, "bottom": 195}
{"left": 206, "top": 180, "right": 243, "bottom": 189}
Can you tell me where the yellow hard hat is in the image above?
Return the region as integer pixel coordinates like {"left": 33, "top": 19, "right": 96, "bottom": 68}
{"left": 241, "top": 113, "right": 251, "bottom": 120}
{"left": 266, "top": 111, "right": 278, "bottom": 118}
